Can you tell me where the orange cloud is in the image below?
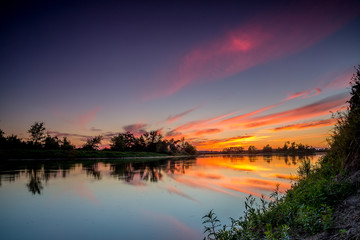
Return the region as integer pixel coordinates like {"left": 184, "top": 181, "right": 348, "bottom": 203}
{"left": 191, "top": 128, "right": 223, "bottom": 137}
{"left": 271, "top": 118, "right": 337, "bottom": 132}
{"left": 146, "top": 1, "right": 359, "bottom": 99}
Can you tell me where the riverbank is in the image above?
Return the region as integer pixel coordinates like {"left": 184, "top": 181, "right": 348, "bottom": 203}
{"left": 0, "top": 149, "right": 175, "bottom": 160}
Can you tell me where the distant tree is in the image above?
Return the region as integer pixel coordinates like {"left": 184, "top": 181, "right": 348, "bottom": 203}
{"left": 28, "top": 122, "right": 46, "bottom": 146}
{"left": 60, "top": 137, "right": 74, "bottom": 150}
{"left": 262, "top": 144, "right": 272, "bottom": 153}
{"left": 44, "top": 135, "right": 60, "bottom": 150}
{"left": 223, "top": 146, "right": 244, "bottom": 153}
{"left": 282, "top": 141, "right": 290, "bottom": 151}
{"left": 82, "top": 135, "right": 103, "bottom": 150}
{"left": 248, "top": 145, "right": 257, "bottom": 154}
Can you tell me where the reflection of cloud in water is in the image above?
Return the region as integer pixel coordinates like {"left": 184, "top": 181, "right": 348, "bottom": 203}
{"left": 74, "top": 182, "right": 100, "bottom": 204}
{"left": 218, "top": 182, "right": 268, "bottom": 199}
{"left": 142, "top": 210, "right": 202, "bottom": 240}
{"left": 174, "top": 177, "right": 238, "bottom": 197}
{"left": 193, "top": 172, "right": 223, "bottom": 179}
{"left": 270, "top": 174, "right": 298, "bottom": 180}
{"left": 165, "top": 185, "right": 199, "bottom": 203}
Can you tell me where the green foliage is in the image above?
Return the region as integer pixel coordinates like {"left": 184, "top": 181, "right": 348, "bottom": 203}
{"left": 203, "top": 157, "right": 357, "bottom": 239}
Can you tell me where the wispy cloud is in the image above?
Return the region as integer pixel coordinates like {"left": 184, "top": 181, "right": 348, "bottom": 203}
{"left": 166, "top": 106, "right": 199, "bottom": 123}
{"left": 244, "top": 93, "right": 347, "bottom": 128}
{"left": 53, "top": 107, "right": 101, "bottom": 131}
{"left": 90, "top": 127, "right": 102, "bottom": 132}
{"left": 145, "top": 1, "right": 359, "bottom": 99}
{"left": 165, "top": 185, "right": 199, "bottom": 202}
{"left": 285, "top": 88, "right": 322, "bottom": 101}
{"left": 219, "top": 103, "right": 281, "bottom": 126}
{"left": 271, "top": 119, "right": 337, "bottom": 132}
{"left": 192, "top": 128, "right": 223, "bottom": 137}
{"left": 47, "top": 130, "right": 89, "bottom": 139}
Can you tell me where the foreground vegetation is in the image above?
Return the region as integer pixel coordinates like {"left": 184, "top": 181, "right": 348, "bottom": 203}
{"left": 203, "top": 66, "right": 360, "bottom": 240}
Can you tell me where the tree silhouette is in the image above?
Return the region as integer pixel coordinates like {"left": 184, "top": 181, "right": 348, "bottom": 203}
{"left": 28, "top": 122, "right": 46, "bottom": 146}
{"left": 82, "top": 135, "right": 103, "bottom": 150}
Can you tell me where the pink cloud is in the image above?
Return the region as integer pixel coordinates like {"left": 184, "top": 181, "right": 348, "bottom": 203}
{"left": 123, "top": 123, "right": 148, "bottom": 136}
{"left": 146, "top": 0, "right": 359, "bottom": 99}
{"left": 166, "top": 106, "right": 199, "bottom": 123}
{"left": 285, "top": 88, "right": 322, "bottom": 101}
{"left": 142, "top": 211, "right": 202, "bottom": 239}
{"left": 53, "top": 107, "right": 101, "bottom": 131}
{"left": 75, "top": 182, "right": 99, "bottom": 204}
{"left": 244, "top": 93, "right": 347, "bottom": 128}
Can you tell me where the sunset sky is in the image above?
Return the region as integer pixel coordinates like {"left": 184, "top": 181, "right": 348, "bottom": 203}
{"left": 1, "top": 0, "right": 360, "bottom": 150}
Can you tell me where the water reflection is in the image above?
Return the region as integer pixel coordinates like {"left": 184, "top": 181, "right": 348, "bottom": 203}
{"left": 0, "top": 155, "right": 320, "bottom": 196}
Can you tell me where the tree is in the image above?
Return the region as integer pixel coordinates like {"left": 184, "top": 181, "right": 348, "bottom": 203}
{"left": 44, "top": 135, "right": 60, "bottom": 150}
{"left": 82, "top": 135, "right": 103, "bottom": 150}
{"left": 262, "top": 144, "right": 272, "bottom": 153}
{"left": 182, "top": 142, "right": 197, "bottom": 155}
{"left": 28, "top": 122, "right": 46, "bottom": 146}
{"left": 110, "top": 134, "right": 126, "bottom": 151}
{"left": 6, "top": 135, "right": 24, "bottom": 149}
{"left": 0, "top": 129, "right": 5, "bottom": 149}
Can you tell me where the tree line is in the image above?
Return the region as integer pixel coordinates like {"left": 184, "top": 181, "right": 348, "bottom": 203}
{"left": 223, "top": 141, "right": 316, "bottom": 154}
{"left": 0, "top": 122, "right": 197, "bottom": 155}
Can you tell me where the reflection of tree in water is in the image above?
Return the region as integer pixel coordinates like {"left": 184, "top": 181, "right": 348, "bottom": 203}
{"left": 83, "top": 163, "right": 102, "bottom": 180}
{"left": 26, "top": 170, "right": 43, "bottom": 194}
{"left": 110, "top": 158, "right": 196, "bottom": 183}
{"left": 0, "top": 161, "right": 74, "bottom": 194}
{"left": 263, "top": 155, "right": 273, "bottom": 163}
{"left": 0, "top": 158, "right": 197, "bottom": 192}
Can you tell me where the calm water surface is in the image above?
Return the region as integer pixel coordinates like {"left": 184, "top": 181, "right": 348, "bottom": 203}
{"left": 0, "top": 154, "right": 321, "bottom": 240}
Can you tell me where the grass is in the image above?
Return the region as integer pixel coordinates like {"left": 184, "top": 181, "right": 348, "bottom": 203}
{"left": 202, "top": 157, "right": 358, "bottom": 240}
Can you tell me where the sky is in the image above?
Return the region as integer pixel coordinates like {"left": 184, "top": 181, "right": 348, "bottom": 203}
{"left": 1, "top": 0, "right": 360, "bottom": 150}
